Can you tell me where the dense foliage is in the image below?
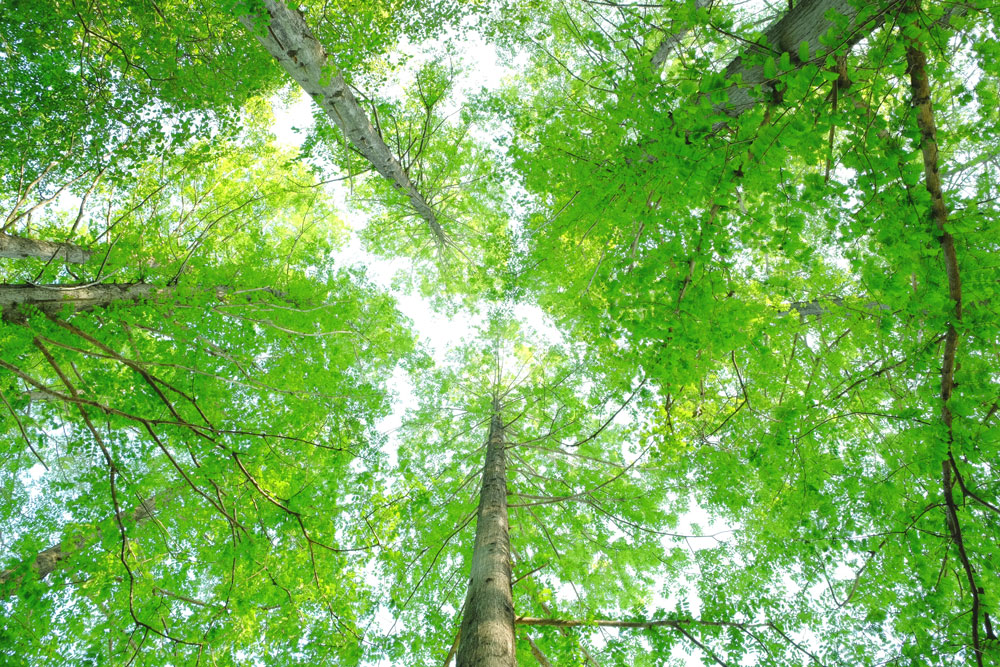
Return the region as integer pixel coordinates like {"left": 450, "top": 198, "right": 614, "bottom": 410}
{"left": 1, "top": 0, "right": 998, "bottom": 665}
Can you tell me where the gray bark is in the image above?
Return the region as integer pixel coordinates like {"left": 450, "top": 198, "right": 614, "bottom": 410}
{"left": 715, "top": 0, "right": 969, "bottom": 116}
{"left": 631, "top": 0, "right": 877, "bottom": 162}
{"left": 0, "top": 283, "right": 161, "bottom": 321}
{"left": 0, "top": 491, "right": 173, "bottom": 593}
{"left": 0, "top": 283, "right": 301, "bottom": 322}
{"left": 240, "top": 0, "right": 447, "bottom": 246}
{"left": 719, "top": 0, "right": 866, "bottom": 116}
{"left": 457, "top": 412, "right": 516, "bottom": 667}
{"left": 525, "top": 635, "right": 552, "bottom": 667}
{"left": 0, "top": 233, "right": 92, "bottom": 264}
{"left": 651, "top": 0, "right": 714, "bottom": 72}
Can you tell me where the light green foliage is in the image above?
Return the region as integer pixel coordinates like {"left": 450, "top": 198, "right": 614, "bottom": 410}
{"left": 0, "top": 141, "right": 414, "bottom": 664}
{"left": 303, "top": 57, "right": 514, "bottom": 302}
{"left": 490, "top": 0, "right": 1000, "bottom": 664}
{"left": 0, "top": 0, "right": 283, "bottom": 190}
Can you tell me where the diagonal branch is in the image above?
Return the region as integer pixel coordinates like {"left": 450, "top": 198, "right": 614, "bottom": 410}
{"left": 0, "top": 491, "right": 176, "bottom": 592}
{"left": 651, "top": 0, "right": 715, "bottom": 72}
{"left": 525, "top": 633, "right": 554, "bottom": 667}
{"left": 716, "top": 0, "right": 893, "bottom": 117}
{"left": 239, "top": 0, "right": 448, "bottom": 247}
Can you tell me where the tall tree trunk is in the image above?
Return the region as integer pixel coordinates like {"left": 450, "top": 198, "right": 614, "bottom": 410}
{"left": 239, "top": 0, "right": 448, "bottom": 247}
{"left": 0, "top": 283, "right": 161, "bottom": 321}
{"left": 903, "top": 4, "right": 982, "bottom": 663}
{"left": 0, "top": 233, "right": 92, "bottom": 264}
{"left": 717, "top": 0, "right": 967, "bottom": 117}
{"left": 457, "top": 411, "right": 516, "bottom": 666}
{"left": 637, "top": 0, "right": 880, "bottom": 162}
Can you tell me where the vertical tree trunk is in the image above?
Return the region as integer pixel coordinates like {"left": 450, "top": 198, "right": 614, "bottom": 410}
{"left": 0, "top": 233, "right": 92, "bottom": 264}
{"left": 457, "top": 411, "right": 516, "bottom": 666}
{"left": 903, "top": 4, "right": 981, "bottom": 664}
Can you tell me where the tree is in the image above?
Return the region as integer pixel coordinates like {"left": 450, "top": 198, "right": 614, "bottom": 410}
{"left": 494, "top": 0, "right": 1000, "bottom": 663}
{"left": 0, "top": 0, "right": 286, "bottom": 197}
{"left": 368, "top": 319, "right": 835, "bottom": 665}
{"left": 240, "top": 0, "right": 448, "bottom": 245}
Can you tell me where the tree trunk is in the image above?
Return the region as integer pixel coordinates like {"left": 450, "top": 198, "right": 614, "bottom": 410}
{"left": 457, "top": 411, "right": 516, "bottom": 666}
{"left": 239, "top": 0, "right": 448, "bottom": 247}
{"left": 0, "top": 233, "right": 92, "bottom": 264}
{"left": 903, "top": 4, "right": 981, "bottom": 662}
{"left": 719, "top": 0, "right": 866, "bottom": 116}
{"left": 0, "top": 283, "right": 161, "bottom": 321}
{"left": 651, "top": 0, "right": 714, "bottom": 72}
{"left": 718, "top": 0, "right": 969, "bottom": 117}
{"left": 525, "top": 635, "right": 552, "bottom": 667}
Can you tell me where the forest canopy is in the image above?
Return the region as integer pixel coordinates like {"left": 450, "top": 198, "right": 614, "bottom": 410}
{"left": 1, "top": 0, "right": 998, "bottom": 665}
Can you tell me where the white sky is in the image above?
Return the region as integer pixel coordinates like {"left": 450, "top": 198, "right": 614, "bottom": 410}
{"left": 268, "top": 36, "right": 551, "bottom": 442}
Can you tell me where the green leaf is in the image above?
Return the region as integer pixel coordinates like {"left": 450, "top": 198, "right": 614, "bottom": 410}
{"left": 799, "top": 40, "right": 811, "bottom": 63}
{"left": 764, "top": 56, "right": 777, "bottom": 78}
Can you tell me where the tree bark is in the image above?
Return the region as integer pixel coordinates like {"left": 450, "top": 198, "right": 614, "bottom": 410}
{"left": 0, "top": 283, "right": 291, "bottom": 321}
{"left": 651, "top": 0, "right": 714, "bottom": 72}
{"left": 239, "top": 0, "right": 448, "bottom": 246}
{"left": 0, "top": 491, "right": 174, "bottom": 594}
{"left": 718, "top": 0, "right": 870, "bottom": 116}
{"left": 457, "top": 411, "right": 516, "bottom": 667}
{"left": 525, "top": 635, "right": 552, "bottom": 667}
{"left": 0, "top": 283, "right": 161, "bottom": 321}
{"left": 716, "top": 0, "right": 971, "bottom": 118}
{"left": 0, "top": 233, "right": 92, "bottom": 264}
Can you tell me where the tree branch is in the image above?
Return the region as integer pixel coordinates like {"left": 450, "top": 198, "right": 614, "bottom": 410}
{"left": 239, "top": 0, "right": 448, "bottom": 247}
{"left": 0, "top": 233, "right": 92, "bottom": 264}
